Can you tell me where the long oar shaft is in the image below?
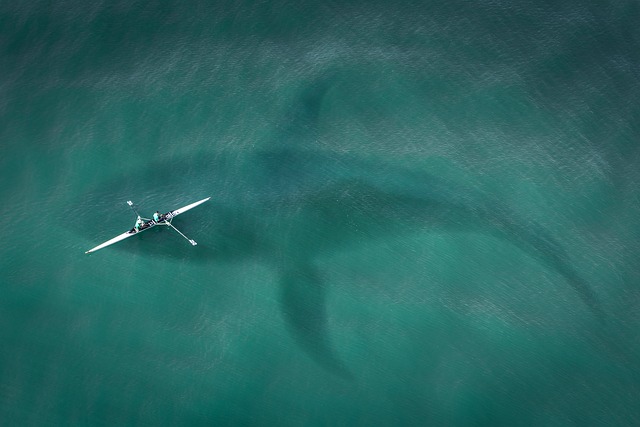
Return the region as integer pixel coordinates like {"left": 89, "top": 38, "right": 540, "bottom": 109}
{"left": 166, "top": 222, "right": 197, "bottom": 246}
{"left": 127, "top": 200, "right": 141, "bottom": 218}
{"left": 127, "top": 200, "right": 151, "bottom": 221}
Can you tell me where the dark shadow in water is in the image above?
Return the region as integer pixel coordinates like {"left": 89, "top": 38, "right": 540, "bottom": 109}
{"left": 280, "top": 263, "right": 353, "bottom": 379}
{"left": 278, "top": 71, "right": 336, "bottom": 142}
{"left": 487, "top": 210, "right": 604, "bottom": 318}
{"left": 74, "top": 147, "right": 604, "bottom": 376}
{"left": 73, "top": 76, "right": 603, "bottom": 377}
{"left": 284, "top": 176, "right": 603, "bottom": 319}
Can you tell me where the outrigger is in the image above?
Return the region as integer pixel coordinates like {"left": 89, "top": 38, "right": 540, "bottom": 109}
{"left": 85, "top": 197, "right": 210, "bottom": 254}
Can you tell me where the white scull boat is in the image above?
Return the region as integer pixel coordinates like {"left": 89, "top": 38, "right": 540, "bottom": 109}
{"left": 85, "top": 197, "right": 210, "bottom": 254}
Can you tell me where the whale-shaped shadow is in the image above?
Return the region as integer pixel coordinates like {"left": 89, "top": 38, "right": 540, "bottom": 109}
{"left": 74, "top": 146, "right": 603, "bottom": 378}
{"left": 75, "top": 72, "right": 603, "bottom": 376}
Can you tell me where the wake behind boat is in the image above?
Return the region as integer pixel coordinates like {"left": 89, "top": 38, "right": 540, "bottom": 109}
{"left": 85, "top": 197, "right": 210, "bottom": 254}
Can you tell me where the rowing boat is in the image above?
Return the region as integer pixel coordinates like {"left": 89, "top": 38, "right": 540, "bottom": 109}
{"left": 85, "top": 197, "right": 210, "bottom": 254}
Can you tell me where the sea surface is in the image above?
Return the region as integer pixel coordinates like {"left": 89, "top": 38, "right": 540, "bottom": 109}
{"left": 1, "top": 1, "right": 639, "bottom": 425}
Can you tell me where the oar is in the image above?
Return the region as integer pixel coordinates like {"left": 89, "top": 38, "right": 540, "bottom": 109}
{"left": 127, "top": 200, "right": 140, "bottom": 215}
{"left": 165, "top": 222, "right": 198, "bottom": 246}
{"left": 127, "top": 201, "right": 150, "bottom": 221}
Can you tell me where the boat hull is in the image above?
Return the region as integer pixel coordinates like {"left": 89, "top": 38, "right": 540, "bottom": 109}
{"left": 85, "top": 197, "right": 210, "bottom": 254}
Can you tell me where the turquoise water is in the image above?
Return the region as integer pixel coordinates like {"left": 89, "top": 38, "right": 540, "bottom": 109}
{"left": 1, "top": 1, "right": 639, "bottom": 425}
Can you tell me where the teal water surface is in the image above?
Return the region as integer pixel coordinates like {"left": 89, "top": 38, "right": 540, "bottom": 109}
{"left": 1, "top": 1, "right": 639, "bottom": 425}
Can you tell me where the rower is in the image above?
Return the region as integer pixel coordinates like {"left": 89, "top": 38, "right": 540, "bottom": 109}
{"left": 153, "top": 211, "right": 161, "bottom": 222}
{"left": 134, "top": 217, "right": 144, "bottom": 232}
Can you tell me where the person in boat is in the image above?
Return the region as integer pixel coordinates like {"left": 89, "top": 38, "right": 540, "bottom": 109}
{"left": 134, "top": 217, "right": 144, "bottom": 232}
{"left": 153, "top": 211, "right": 161, "bottom": 222}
